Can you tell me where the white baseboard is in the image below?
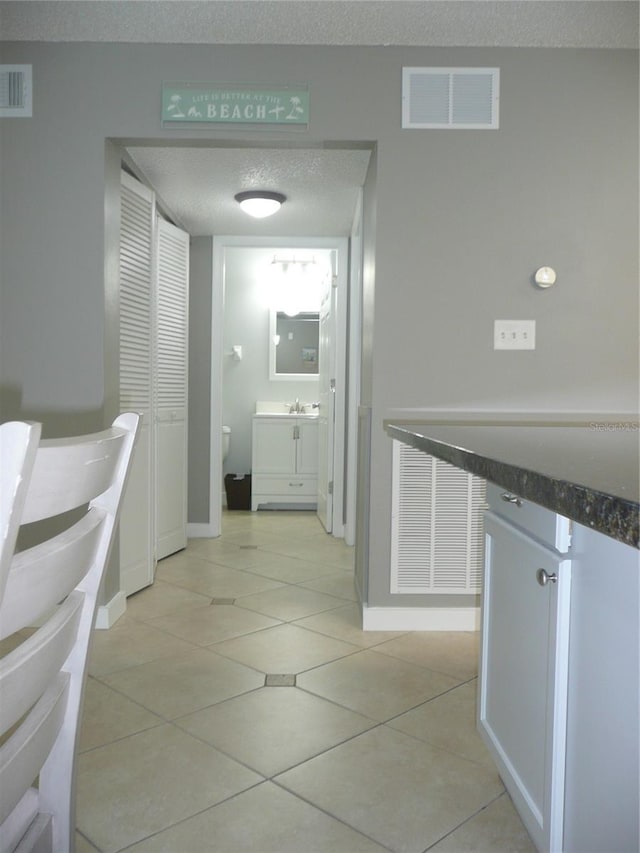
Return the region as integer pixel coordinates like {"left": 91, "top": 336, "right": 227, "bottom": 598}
{"left": 187, "top": 522, "right": 219, "bottom": 538}
{"left": 362, "top": 605, "right": 480, "bottom": 632}
{"left": 95, "top": 591, "right": 127, "bottom": 630}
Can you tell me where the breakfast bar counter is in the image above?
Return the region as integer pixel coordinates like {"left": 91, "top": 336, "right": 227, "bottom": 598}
{"left": 384, "top": 420, "right": 639, "bottom": 548}
{"left": 385, "top": 418, "right": 639, "bottom": 852}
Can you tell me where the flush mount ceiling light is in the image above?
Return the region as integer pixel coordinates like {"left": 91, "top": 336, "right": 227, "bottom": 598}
{"left": 234, "top": 190, "right": 286, "bottom": 218}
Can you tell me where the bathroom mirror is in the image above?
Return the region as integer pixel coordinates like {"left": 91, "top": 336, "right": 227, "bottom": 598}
{"left": 269, "top": 309, "right": 320, "bottom": 381}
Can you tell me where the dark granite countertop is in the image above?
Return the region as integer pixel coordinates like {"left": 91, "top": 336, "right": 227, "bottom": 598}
{"left": 385, "top": 421, "right": 640, "bottom": 549}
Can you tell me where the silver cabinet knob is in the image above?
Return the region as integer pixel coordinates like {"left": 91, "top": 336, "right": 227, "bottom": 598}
{"left": 500, "top": 492, "right": 523, "bottom": 507}
{"left": 536, "top": 568, "right": 557, "bottom": 586}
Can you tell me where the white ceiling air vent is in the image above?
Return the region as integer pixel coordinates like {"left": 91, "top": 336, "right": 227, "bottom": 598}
{"left": 402, "top": 67, "right": 499, "bottom": 129}
{"left": 0, "top": 65, "right": 32, "bottom": 117}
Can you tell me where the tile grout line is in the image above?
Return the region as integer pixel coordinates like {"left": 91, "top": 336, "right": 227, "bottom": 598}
{"left": 420, "top": 790, "right": 510, "bottom": 852}
{"left": 268, "top": 776, "right": 396, "bottom": 853}
{"left": 110, "top": 778, "right": 269, "bottom": 853}
{"left": 79, "top": 513, "right": 512, "bottom": 852}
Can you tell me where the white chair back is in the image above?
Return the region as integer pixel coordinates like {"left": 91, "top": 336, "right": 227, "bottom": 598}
{"left": 0, "top": 414, "right": 140, "bottom": 853}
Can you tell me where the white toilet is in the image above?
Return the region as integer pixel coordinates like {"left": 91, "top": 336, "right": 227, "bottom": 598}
{"left": 222, "top": 425, "right": 231, "bottom": 462}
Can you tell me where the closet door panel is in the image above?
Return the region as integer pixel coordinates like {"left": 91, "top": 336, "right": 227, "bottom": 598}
{"left": 119, "top": 172, "right": 156, "bottom": 595}
{"left": 155, "top": 219, "right": 189, "bottom": 560}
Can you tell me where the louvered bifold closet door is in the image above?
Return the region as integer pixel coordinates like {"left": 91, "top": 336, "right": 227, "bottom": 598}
{"left": 155, "top": 219, "right": 189, "bottom": 559}
{"left": 390, "top": 440, "right": 486, "bottom": 594}
{"left": 119, "top": 172, "right": 156, "bottom": 596}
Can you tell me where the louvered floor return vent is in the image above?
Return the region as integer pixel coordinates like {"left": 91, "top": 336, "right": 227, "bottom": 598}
{"left": 390, "top": 440, "right": 486, "bottom": 594}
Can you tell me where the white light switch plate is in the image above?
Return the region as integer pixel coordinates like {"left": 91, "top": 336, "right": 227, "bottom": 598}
{"left": 494, "top": 320, "right": 536, "bottom": 350}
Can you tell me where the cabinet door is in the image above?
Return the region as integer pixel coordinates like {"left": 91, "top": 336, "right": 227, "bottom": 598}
{"left": 479, "top": 511, "right": 571, "bottom": 852}
{"left": 252, "top": 419, "right": 296, "bottom": 474}
{"left": 296, "top": 419, "right": 319, "bottom": 474}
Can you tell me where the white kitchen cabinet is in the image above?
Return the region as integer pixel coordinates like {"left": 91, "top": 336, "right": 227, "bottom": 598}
{"left": 562, "top": 522, "right": 638, "bottom": 853}
{"left": 251, "top": 416, "right": 318, "bottom": 510}
{"left": 480, "top": 506, "right": 571, "bottom": 852}
{"left": 480, "top": 486, "right": 639, "bottom": 853}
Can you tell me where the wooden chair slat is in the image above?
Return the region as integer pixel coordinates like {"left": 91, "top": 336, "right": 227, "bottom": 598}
{"left": 0, "top": 674, "right": 69, "bottom": 825}
{"left": 0, "top": 423, "right": 40, "bottom": 601}
{"left": 0, "top": 789, "right": 40, "bottom": 853}
{"left": 0, "top": 413, "right": 140, "bottom": 852}
{"left": 0, "top": 593, "right": 83, "bottom": 734}
{"left": 21, "top": 429, "right": 128, "bottom": 524}
{"left": 0, "top": 512, "right": 104, "bottom": 640}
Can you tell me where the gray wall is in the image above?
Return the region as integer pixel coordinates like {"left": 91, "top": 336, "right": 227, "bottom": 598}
{"left": 1, "top": 43, "right": 637, "bottom": 610}
{"left": 188, "top": 236, "right": 213, "bottom": 524}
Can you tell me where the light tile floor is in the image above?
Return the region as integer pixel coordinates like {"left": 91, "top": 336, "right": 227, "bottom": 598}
{"left": 77, "top": 510, "right": 535, "bottom": 853}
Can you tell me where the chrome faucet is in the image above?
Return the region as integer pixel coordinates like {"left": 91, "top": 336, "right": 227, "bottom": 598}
{"left": 289, "top": 398, "right": 303, "bottom": 414}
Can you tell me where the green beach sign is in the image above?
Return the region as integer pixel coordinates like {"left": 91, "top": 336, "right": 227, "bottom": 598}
{"left": 162, "top": 85, "right": 309, "bottom": 126}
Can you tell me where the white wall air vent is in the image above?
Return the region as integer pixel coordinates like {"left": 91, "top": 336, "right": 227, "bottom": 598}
{"left": 390, "top": 440, "right": 486, "bottom": 594}
{"left": 402, "top": 67, "right": 499, "bottom": 129}
{"left": 0, "top": 65, "right": 32, "bottom": 117}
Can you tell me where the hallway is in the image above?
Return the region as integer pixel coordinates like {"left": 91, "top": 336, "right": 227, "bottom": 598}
{"left": 77, "top": 511, "right": 534, "bottom": 852}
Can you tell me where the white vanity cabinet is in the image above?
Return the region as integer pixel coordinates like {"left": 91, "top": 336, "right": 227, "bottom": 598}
{"left": 479, "top": 487, "right": 572, "bottom": 852}
{"left": 251, "top": 416, "right": 318, "bottom": 511}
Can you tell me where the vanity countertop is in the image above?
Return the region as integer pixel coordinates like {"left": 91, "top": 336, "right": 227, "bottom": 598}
{"left": 385, "top": 420, "right": 640, "bottom": 549}
{"left": 253, "top": 412, "right": 318, "bottom": 419}
{"left": 255, "top": 401, "right": 318, "bottom": 417}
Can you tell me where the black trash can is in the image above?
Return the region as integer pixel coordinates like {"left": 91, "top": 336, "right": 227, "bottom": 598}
{"left": 224, "top": 473, "right": 252, "bottom": 510}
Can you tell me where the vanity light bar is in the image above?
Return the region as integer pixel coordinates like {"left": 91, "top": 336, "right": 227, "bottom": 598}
{"left": 271, "top": 256, "right": 318, "bottom": 265}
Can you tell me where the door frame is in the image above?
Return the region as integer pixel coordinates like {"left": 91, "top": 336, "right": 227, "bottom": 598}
{"left": 208, "top": 235, "right": 349, "bottom": 538}
{"left": 345, "top": 191, "right": 363, "bottom": 547}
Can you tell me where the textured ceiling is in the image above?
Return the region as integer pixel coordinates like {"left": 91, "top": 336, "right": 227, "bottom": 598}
{"left": 125, "top": 145, "right": 372, "bottom": 236}
{"left": 7, "top": 0, "right": 634, "bottom": 236}
{"left": 1, "top": 1, "right": 637, "bottom": 48}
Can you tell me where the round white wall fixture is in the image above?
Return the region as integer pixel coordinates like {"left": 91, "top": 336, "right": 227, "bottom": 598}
{"left": 534, "top": 266, "right": 557, "bottom": 288}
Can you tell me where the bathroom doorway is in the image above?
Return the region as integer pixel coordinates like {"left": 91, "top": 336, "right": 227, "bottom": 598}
{"left": 210, "top": 236, "right": 351, "bottom": 540}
